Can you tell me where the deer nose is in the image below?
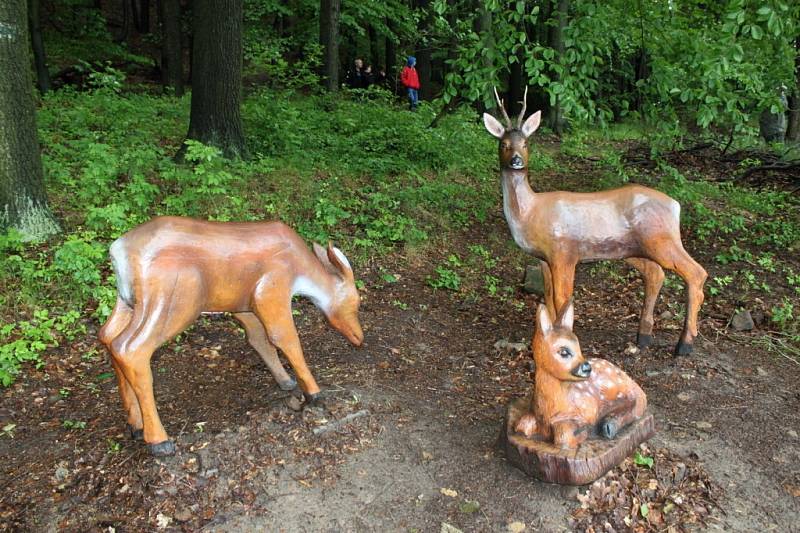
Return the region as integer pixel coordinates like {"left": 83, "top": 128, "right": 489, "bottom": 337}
{"left": 509, "top": 154, "right": 524, "bottom": 169}
{"left": 571, "top": 362, "right": 592, "bottom": 379}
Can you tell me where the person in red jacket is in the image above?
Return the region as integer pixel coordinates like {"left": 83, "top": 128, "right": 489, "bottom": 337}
{"left": 400, "top": 56, "right": 420, "bottom": 111}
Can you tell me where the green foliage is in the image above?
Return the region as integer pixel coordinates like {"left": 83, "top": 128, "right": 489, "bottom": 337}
{"left": 633, "top": 450, "right": 654, "bottom": 468}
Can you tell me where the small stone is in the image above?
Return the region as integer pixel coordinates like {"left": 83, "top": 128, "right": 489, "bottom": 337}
{"left": 441, "top": 523, "right": 463, "bottom": 533}
{"left": 508, "top": 521, "right": 526, "bottom": 533}
{"left": 522, "top": 264, "right": 545, "bottom": 296}
{"left": 677, "top": 392, "right": 692, "bottom": 402}
{"left": 174, "top": 507, "right": 192, "bottom": 523}
{"left": 54, "top": 464, "right": 69, "bottom": 482}
{"left": 47, "top": 394, "right": 62, "bottom": 405}
{"left": 286, "top": 395, "right": 304, "bottom": 412}
{"left": 659, "top": 310, "right": 673, "bottom": 320}
{"left": 645, "top": 370, "right": 661, "bottom": 377}
{"left": 422, "top": 451, "right": 433, "bottom": 461}
{"left": 788, "top": 430, "right": 798, "bottom": 439}
{"left": 694, "top": 421, "right": 712, "bottom": 430}
{"left": 756, "top": 366, "right": 768, "bottom": 376}
{"left": 624, "top": 343, "right": 640, "bottom": 355}
{"left": 730, "top": 310, "right": 755, "bottom": 332}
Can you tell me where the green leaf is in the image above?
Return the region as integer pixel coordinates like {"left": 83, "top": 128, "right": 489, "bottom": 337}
{"left": 633, "top": 451, "right": 654, "bottom": 468}
{"left": 96, "top": 372, "right": 115, "bottom": 381}
{"left": 640, "top": 503, "right": 649, "bottom": 518}
{"left": 751, "top": 25, "right": 763, "bottom": 39}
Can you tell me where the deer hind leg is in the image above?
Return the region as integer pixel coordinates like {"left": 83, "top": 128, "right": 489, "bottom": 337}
{"left": 625, "top": 258, "right": 665, "bottom": 349}
{"left": 641, "top": 242, "right": 707, "bottom": 355}
{"left": 540, "top": 260, "right": 556, "bottom": 320}
{"left": 110, "top": 274, "right": 203, "bottom": 455}
{"left": 233, "top": 312, "right": 296, "bottom": 391}
{"left": 99, "top": 298, "right": 143, "bottom": 439}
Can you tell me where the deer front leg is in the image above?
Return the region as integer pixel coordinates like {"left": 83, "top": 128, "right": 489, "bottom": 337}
{"left": 547, "top": 257, "right": 577, "bottom": 316}
{"left": 234, "top": 312, "right": 296, "bottom": 391}
{"left": 552, "top": 420, "right": 582, "bottom": 449}
{"left": 254, "top": 299, "right": 320, "bottom": 399}
{"left": 540, "top": 260, "right": 556, "bottom": 320}
{"left": 625, "top": 258, "right": 665, "bottom": 349}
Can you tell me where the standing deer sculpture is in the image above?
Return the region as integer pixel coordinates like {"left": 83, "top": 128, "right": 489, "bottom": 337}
{"left": 514, "top": 300, "right": 648, "bottom": 449}
{"left": 483, "top": 88, "right": 707, "bottom": 355}
{"left": 98, "top": 216, "right": 363, "bottom": 456}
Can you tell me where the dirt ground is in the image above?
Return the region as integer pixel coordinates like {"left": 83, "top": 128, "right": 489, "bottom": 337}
{"left": 2, "top": 153, "right": 800, "bottom": 531}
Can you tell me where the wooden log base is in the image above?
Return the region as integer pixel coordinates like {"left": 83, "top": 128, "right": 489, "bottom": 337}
{"left": 499, "top": 396, "right": 656, "bottom": 485}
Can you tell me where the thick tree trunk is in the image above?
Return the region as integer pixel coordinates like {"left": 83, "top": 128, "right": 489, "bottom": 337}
{"left": 0, "top": 0, "right": 59, "bottom": 239}
{"left": 786, "top": 37, "right": 800, "bottom": 143}
{"left": 182, "top": 0, "right": 245, "bottom": 159}
{"left": 413, "top": 0, "right": 432, "bottom": 100}
{"left": 27, "top": 0, "right": 50, "bottom": 93}
{"left": 477, "top": 5, "right": 494, "bottom": 113}
{"left": 319, "top": 0, "right": 340, "bottom": 91}
{"left": 547, "top": 0, "right": 568, "bottom": 134}
{"left": 158, "top": 0, "right": 183, "bottom": 96}
{"left": 131, "top": 0, "right": 150, "bottom": 34}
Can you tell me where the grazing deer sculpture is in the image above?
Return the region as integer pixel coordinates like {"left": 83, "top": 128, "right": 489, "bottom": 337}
{"left": 98, "top": 216, "right": 363, "bottom": 456}
{"left": 484, "top": 88, "right": 707, "bottom": 355}
{"left": 514, "top": 300, "right": 647, "bottom": 449}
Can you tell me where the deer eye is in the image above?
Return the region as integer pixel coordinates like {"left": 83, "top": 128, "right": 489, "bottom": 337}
{"left": 502, "top": 143, "right": 511, "bottom": 150}
{"left": 558, "top": 347, "right": 572, "bottom": 359}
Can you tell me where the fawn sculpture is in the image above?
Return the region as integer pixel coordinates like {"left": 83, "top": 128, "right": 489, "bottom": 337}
{"left": 483, "top": 88, "right": 707, "bottom": 355}
{"left": 98, "top": 216, "right": 363, "bottom": 456}
{"left": 499, "top": 300, "right": 655, "bottom": 484}
{"left": 514, "top": 300, "right": 647, "bottom": 449}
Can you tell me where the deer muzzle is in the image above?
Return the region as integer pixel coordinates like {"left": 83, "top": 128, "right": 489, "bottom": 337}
{"left": 509, "top": 154, "right": 525, "bottom": 170}
{"left": 571, "top": 361, "right": 592, "bottom": 379}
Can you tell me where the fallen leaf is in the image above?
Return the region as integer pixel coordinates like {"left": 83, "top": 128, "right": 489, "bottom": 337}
{"left": 507, "top": 521, "right": 526, "bottom": 533}
{"left": 440, "top": 487, "right": 458, "bottom": 498}
{"left": 459, "top": 500, "right": 480, "bottom": 513}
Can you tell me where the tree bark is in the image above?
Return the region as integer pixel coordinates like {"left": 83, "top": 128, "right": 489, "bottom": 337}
{"left": 319, "top": 0, "right": 340, "bottom": 91}
{"left": 158, "top": 0, "right": 183, "bottom": 96}
{"left": 0, "top": 0, "right": 59, "bottom": 239}
{"left": 477, "top": 5, "right": 494, "bottom": 113}
{"left": 182, "top": 0, "right": 245, "bottom": 159}
{"left": 131, "top": 0, "right": 150, "bottom": 34}
{"left": 786, "top": 36, "right": 800, "bottom": 143}
{"left": 547, "top": 0, "right": 568, "bottom": 134}
{"left": 385, "top": 18, "right": 396, "bottom": 91}
{"left": 414, "top": 0, "right": 432, "bottom": 100}
{"left": 27, "top": 0, "right": 50, "bottom": 93}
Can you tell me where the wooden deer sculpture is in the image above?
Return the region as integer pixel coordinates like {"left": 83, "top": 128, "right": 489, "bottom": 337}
{"left": 484, "top": 88, "right": 707, "bottom": 355}
{"left": 98, "top": 216, "right": 363, "bottom": 456}
{"left": 514, "top": 300, "right": 647, "bottom": 449}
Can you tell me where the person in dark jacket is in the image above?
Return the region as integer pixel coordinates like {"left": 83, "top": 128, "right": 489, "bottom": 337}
{"left": 400, "top": 56, "right": 420, "bottom": 110}
{"left": 345, "top": 58, "right": 367, "bottom": 89}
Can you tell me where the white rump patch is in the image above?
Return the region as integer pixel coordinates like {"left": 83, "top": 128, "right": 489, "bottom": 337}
{"left": 332, "top": 247, "right": 352, "bottom": 271}
{"left": 292, "top": 276, "right": 331, "bottom": 313}
{"left": 110, "top": 238, "right": 134, "bottom": 305}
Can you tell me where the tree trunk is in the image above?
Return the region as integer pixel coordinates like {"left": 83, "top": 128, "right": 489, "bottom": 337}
{"left": 182, "top": 0, "right": 245, "bottom": 159}
{"left": 131, "top": 0, "right": 150, "bottom": 34}
{"left": 477, "top": 5, "right": 494, "bottom": 113}
{"left": 385, "top": 18, "right": 396, "bottom": 91}
{"left": 319, "top": 0, "right": 340, "bottom": 91}
{"left": 0, "top": 0, "right": 59, "bottom": 239}
{"left": 414, "top": 0, "right": 432, "bottom": 100}
{"left": 27, "top": 0, "right": 50, "bottom": 93}
{"left": 547, "top": 0, "right": 568, "bottom": 134}
{"left": 116, "top": 0, "right": 132, "bottom": 42}
{"left": 509, "top": 56, "right": 522, "bottom": 117}
{"left": 158, "top": 0, "right": 183, "bottom": 96}
{"left": 786, "top": 36, "right": 800, "bottom": 143}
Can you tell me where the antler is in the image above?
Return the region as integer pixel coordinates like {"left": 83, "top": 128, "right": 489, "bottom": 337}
{"left": 517, "top": 86, "right": 529, "bottom": 128}
{"left": 493, "top": 86, "right": 512, "bottom": 129}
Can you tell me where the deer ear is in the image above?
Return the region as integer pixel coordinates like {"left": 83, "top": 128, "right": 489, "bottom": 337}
{"left": 313, "top": 242, "right": 330, "bottom": 266}
{"left": 521, "top": 110, "right": 541, "bottom": 138}
{"left": 326, "top": 242, "right": 353, "bottom": 279}
{"left": 556, "top": 298, "right": 575, "bottom": 330}
{"left": 536, "top": 304, "right": 553, "bottom": 336}
{"left": 483, "top": 112, "right": 506, "bottom": 139}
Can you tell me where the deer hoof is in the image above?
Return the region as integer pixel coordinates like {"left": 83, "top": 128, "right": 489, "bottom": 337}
{"left": 674, "top": 341, "right": 693, "bottom": 356}
{"left": 600, "top": 418, "right": 619, "bottom": 440}
{"left": 148, "top": 440, "right": 176, "bottom": 457}
{"left": 127, "top": 424, "right": 144, "bottom": 441}
{"left": 636, "top": 334, "right": 654, "bottom": 349}
{"left": 277, "top": 377, "right": 297, "bottom": 391}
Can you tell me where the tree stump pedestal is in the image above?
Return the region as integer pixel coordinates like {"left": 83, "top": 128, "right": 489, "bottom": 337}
{"left": 499, "top": 396, "right": 656, "bottom": 485}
